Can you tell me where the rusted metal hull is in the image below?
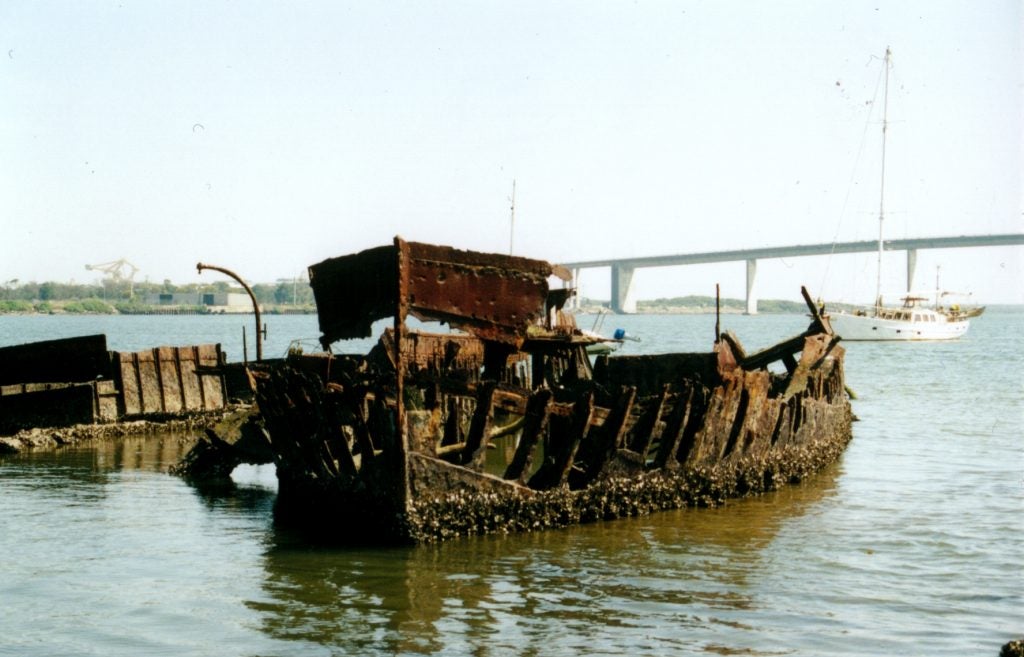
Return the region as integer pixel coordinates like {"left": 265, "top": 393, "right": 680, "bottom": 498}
{"left": 256, "top": 331, "right": 852, "bottom": 543}
{"left": 244, "top": 238, "right": 854, "bottom": 544}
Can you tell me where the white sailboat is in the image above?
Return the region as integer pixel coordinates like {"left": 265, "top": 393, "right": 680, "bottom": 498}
{"left": 827, "top": 48, "right": 972, "bottom": 342}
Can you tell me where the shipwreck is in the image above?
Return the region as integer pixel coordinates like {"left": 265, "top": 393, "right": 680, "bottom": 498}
{"left": 182, "top": 237, "right": 854, "bottom": 544}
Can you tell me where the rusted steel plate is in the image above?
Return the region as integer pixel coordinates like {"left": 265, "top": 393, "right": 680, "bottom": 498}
{"left": 0, "top": 334, "right": 110, "bottom": 386}
{"left": 309, "top": 244, "right": 398, "bottom": 345}
{"left": 309, "top": 240, "right": 554, "bottom": 347}
{"left": 404, "top": 242, "right": 552, "bottom": 345}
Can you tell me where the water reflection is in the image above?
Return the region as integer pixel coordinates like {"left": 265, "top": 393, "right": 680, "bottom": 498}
{"left": 251, "top": 463, "right": 841, "bottom": 655}
{"left": 1, "top": 430, "right": 842, "bottom": 656}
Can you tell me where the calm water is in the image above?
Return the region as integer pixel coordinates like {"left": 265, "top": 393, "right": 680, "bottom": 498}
{"left": 1, "top": 310, "right": 1021, "bottom": 656}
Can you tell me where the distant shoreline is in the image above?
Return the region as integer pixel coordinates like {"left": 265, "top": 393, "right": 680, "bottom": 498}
{"left": 0, "top": 297, "right": 1009, "bottom": 317}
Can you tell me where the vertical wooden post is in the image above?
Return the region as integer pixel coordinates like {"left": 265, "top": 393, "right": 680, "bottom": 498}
{"left": 503, "top": 388, "right": 552, "bottom": 483}
{"left": 393, "top": 237, "right": 410, "bottom": 508}
{"left": 462, "top": 381, "right": 497, "bottom": 469}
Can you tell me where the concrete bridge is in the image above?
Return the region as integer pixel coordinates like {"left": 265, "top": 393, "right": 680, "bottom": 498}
{"left": 560, "top": 233, "right": 1024, "bottom": 314}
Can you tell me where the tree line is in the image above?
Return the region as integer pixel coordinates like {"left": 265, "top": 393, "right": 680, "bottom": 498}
{"left": 0, "top": 278, "right": 316, "bottom": 314}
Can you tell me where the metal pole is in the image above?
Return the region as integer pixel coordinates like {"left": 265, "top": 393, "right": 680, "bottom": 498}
{"left": 875, "top": 46, "right": 892, "bottom": 310}
{"left": 196, "top": 262, "right": 263, "bottom": 362}
{"left": 715, "top": 283, "right": 721, "bottom": 343}
{"left": 508, "top": 179, "right": 516, "bottom": 255}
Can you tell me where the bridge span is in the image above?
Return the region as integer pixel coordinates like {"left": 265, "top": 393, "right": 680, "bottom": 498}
{"left": 559, "top": 233, "right": 1024, "bottom": 314}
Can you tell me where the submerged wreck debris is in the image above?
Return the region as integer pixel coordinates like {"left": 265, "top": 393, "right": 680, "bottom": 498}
{"left": 169, "top": 407, "right": 273, "bottom": 478}
{"left": 198, "top": 237, "right": 854, "bottom": 544}
{"left": 0, "top": 336, "right": 238, "bottom": 447}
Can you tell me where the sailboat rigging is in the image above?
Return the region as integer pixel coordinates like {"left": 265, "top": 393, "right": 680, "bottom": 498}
{"left": 826, "top": 47, "right": 977, "bottom": 341}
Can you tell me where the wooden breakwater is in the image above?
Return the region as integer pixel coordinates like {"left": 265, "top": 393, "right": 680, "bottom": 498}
{"left": 0, "top": 335, "right": 234, "bottom": 436}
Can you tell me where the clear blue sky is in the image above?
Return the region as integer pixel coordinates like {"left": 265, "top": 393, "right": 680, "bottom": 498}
{"left": 2, "top": 1, "right": 1021, "bottom": 303}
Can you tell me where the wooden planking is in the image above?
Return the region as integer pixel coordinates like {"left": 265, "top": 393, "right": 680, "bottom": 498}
{"left": 117, "top": 344, "right": 226, "bottom": 416}
{"left": 95, "top": 380, "right": 119, "bottom": 422}
{"left": 158, "top": 346, "right": 184, "bottom": 413}
{"left": 197, "top": 344, "right": 226, "bottom": 409}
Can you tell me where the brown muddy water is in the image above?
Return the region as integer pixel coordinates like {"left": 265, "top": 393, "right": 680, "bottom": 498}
{"left": 1, "top": 311, "right": 1021, "bottom": 656}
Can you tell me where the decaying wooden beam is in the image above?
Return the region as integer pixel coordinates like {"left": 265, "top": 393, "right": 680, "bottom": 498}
{"left": 653, "top": 385, "right": 694, "bottom": 470}
{"left": 739, "top": 332, "right": 811, "bottom": 372}
{"left": 801, "top": 285, "right": 833, "bottom": 335}
{"left": 576, "top": 385, "right": 636, "bottom": 485}
{"left": 503, "top": 388, "right": 553, "bottom": 483}
{"left": 627, "top": 384, "right": 668, "bottom": 460}
{"left": 528, "top": 390, "right": 593, "bottom": 490}
{"left": 781, "top": 334, "right": 842, "bottom": 402}
{"left": 720, "top": 331, "right": 747, "bottom": 362}
{"left": 349, "top": 393, "right": 378, "bottom": 466}
{"left": 461, "top": 381, "right": 498, "bottom": 469}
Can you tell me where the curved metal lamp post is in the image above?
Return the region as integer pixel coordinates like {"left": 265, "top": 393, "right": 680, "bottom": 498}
{"left": 196, "top": 262, "right": 262, "bottom": 362}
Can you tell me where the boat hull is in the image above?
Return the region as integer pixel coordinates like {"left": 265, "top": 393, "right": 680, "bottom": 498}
{"left": 828, "top": 312, "right": 969, "bottom": 341}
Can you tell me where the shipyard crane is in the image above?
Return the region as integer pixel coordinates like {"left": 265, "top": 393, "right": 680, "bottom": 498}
{"left": 85, "top": 259, "right": 140, "bottom": 298}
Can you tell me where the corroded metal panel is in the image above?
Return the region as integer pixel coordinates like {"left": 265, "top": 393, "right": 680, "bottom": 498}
{"left": 308, "top": 239, "right": 554, "bottom": 347}
{"left": 404, "top": 241, "right": 552, "bottom": 345}
{"left": 309, "top": 244, "right": 398, "bottom": 345}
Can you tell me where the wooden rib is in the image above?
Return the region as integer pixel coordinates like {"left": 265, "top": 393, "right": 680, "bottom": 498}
{"left": 527, "top": 390, "right": 593, "bottom": 490}
{"left": 579, "top": 385, "right": 636, "bottom": 485}
{"left": 461, "top": 381, "right": 497, "bottom": 469}
{"left": 628, "top": 384, "right": 668, "bottom": 460}
{"left": 503, "top": 388, "right": 552, "bottom": 483}
{"left": 654, "top": 385, "right": 694, "bottom": 470}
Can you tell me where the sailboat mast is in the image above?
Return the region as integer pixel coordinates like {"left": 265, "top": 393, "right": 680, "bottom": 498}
{"left": 508, "top": 179, "right": 516, "bottom": 255}
{"left": 875, "top": 46, "right": 891, "bottom": 309}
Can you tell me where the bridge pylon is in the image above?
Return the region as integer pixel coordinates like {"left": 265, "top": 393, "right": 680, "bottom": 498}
{"left": 611, "top": 264, "right": 636, "bottom": 314}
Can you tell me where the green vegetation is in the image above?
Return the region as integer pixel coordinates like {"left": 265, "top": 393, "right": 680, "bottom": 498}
{"left": 0, "top": 300, "right": 33, "bottom": 313}
{"left": 0, "top": 278, "right": 316, "bottom": 315}
{"left": 63, "top": 299, "right": 115, "bottom": 314}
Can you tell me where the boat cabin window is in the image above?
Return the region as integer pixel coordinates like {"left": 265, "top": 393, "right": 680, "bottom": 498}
{"left": 913, "top": 314, "right": 921, "bottom": 322}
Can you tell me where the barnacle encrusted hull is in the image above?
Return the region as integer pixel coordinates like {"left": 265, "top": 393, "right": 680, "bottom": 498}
{"left": 244, "top": 238, "right": 854, "bottom": 544}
